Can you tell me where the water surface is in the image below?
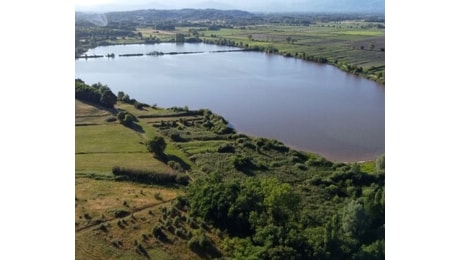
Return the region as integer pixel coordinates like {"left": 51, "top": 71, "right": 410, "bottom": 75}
{"left": 75, "top": 43, "right": 384, "bottom": 162}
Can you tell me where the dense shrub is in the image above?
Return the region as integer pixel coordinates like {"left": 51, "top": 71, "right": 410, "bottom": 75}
{"left": 113, "top": 209, "right": 131, "bottom": 218}
{"left": 112, "top": 166, "right": 177, "bottom": 185}
{"left": 100, "top": 89, "right": 117, "bottom": 108}
{"left": 146, "top": 136, "right": 167, "bottom": 159}
{"left": 75, "top": 79, "right": 117, "bottom": 108}
{"left": 232, "top": 156, "right": 254, "bottom": 172}
{"left": 105, "top": 116, "right": 117, "bottom": 122}
{"left": 153, "top": 225, "right": 168, "bottom": 241}
{"left": 117, "top": 111, "right": 136, "bottom": 126}
{"left": 75, "top": 81, "right": 101, "bottom": 103}
{"left": 217, "top": 144, "right": 235, "bottom": 153}
{"left": 175, "top": 174, "right": 190, "bottom": 185}
{"left": 170, "top": 133, "right": 185, "bottom": 142}
{"left": 188, "top": 233, "right": 212, "bottom": 253}
{"left": 134, "top": 100, "right": 149, "bottom": 110}
{"left": 307, "top": 157, "right": 333, "bottom": 167}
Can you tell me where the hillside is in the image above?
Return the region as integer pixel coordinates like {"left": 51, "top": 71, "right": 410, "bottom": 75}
{"left": 75, "top": 80, "right": 384, "bottom": 259}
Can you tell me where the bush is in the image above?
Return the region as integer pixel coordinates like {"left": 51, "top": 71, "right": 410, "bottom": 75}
{"left": 375, "top": 155, "right": 385, "bottom": 173}
{"left": 105, "top": 116, "right": 117, "bottom": 122}
{"left": 170, "top": 133, "right": 184, "bottom": 142}
{"left": 112, "top": 166, "right": 177, "bottom": 185}
{"left": 113, "top": 209, "right": 130, "bottom": 218}
{"left": 175, "top": 174, "right": 189, "bottom": 185}
{"left": 154, "top": 192, "right": 163, "bottom": 200}
{"left": 153, "top": 225, "right": 168, "bottom": 241}
{"left": 98, "top": 223, "right": 109, "bottom": 232}
{"left": 232, "top": 156, "right": 255, "bottom": 172}
{"left": 217, "top": 144, "right": 235, "bottom": 153}
{"left": 121, "top": 94, "right": 131, "bottom": 103}
{"left": 75, "top": 80, "right": 101, "bottom": 104}
{"left": 134, "top": 101, "right": 149, "bottom": 110}
{"left": 117, "top": 111, "right": 136, "bottom": 126}
{"left": 100, "top": 89, "right": 117, "bottom": 108}
{"left": 146, "top": 136, "right": 167, "bottom": 159}
{"left": 168, "top": 160, "right": 184, "bottom": 172}
{"left": 307, "top": 157, "right": 333, "bottom": 167}
{"left": 188, "top": 233, "right": 212, "bottom": 253}
{"left": 136, "top": 244, "right": 149, "bottom": 257}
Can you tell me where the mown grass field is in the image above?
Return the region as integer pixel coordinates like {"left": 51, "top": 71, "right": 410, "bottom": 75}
{"left": 75, "top": 100, "right": 172, "bottom": 174}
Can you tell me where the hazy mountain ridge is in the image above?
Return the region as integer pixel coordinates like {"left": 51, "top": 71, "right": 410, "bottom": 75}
{"left": 76, "top": 0, "right": 384, "bottom": 14}
{"left": 93, "top": 9, "right": 256, "bottom": 25}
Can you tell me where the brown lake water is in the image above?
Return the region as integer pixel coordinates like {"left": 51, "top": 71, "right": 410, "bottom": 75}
{"left": 75, "top": 43, "right": 384, "bottom": 162}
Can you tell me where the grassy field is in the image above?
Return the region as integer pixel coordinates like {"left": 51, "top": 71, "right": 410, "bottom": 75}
{"left": 76, "top": 99, "right": 227, "bottom": 259}
{"left": 75, "top": 88, "right": 383, "bottom": 258}
{"left": 206, "top": 23, "right": 383, "bottom": 77}
{"left": 75, "top": 100, "right": 172, "bottom": 174}
{"left": 75, "top": 177, "right": 210, "bottom": 260}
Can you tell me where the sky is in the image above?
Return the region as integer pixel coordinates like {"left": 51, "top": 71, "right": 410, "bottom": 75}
{"left": 75, "top": 0, "right": 385, "bottom": 13}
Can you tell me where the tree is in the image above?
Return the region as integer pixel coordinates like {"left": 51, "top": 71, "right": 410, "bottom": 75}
{"left": 75, "top": 81, "right": 101, "bottom": 103}
{"left": 117, "top": 91, "right": 125, "bottom": 101}
{"left": 117, "top": 111, "right": 136, "bottom": 126}
{"left": 375, "top": 155, "right": 385, "bottom": 173}
{"left": 341, "top": 200, "right": 370, "bottom": 239}
{"left": 122, "top": 94, "right": 131, "bottom": 103}
{"left": 175, "top": 33, "right": 185, "bottom": 42}
{"left": 146, "top": 136, "right": 167, "bottom": 160}
{"left": 100, "top": 89, "right": 117, "bottom": 108}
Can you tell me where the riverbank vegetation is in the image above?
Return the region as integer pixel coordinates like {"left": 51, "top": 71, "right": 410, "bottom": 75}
{"left": 75, "top": 80, "right": 384, "bottom": 259}
{"left": 76, "top": 9, "right": 384, "bottom": 84}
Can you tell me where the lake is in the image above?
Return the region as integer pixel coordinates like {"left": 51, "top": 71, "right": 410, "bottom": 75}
{"left": 75, "top": 43, "right": 384, "bottom": 162}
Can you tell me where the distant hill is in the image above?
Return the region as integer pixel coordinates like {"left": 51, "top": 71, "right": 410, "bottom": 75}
{"left": 300, "top": 0, "right": 385, "bottom": 13}
{"left": 76, "top": 0, "right": 384, "bottom": 14}
{"left": 103, "top": 9, "right": 257, "bottom": 23}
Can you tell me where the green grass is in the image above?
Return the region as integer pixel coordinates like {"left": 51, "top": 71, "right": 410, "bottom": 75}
{"left": 359, "top": 160, "right": 377, "bottom": 174}
{"left": 76, "top": 153, "right": 171, "bottom": 174}
{"left": 196, "top": 22, "right": 384, "bottom": 83}
{"left": 333, "top": 30, "right": 384, "bottom": 36}
{"left": 76, "top": 124, "right": 145, "bottom": 154}
{"left": 164, "top": 143, "right": 198, "bottom": 171}
{"left": 76, "top": 100, "right": 173, "bottom": 174}
{"left": 75, "top": 94, "right": 384, "bottom": 259}
{"left": 178, "top": 140, "right": 229, "bottom": 155}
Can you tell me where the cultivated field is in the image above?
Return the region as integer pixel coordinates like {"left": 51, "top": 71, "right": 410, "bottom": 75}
{"left": 140, "top": 21, "right": 385, "bottom": 83}
{"left": 75, "top": 100, "right": 225, "bottom": 259}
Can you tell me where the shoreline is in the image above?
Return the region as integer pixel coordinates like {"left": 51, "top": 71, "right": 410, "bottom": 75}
{"left": 76, "top": 41, "right": 384, "bottom": 85}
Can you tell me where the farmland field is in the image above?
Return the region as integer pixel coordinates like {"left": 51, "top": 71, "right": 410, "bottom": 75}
{"left": 137, "top": 21, "right": 385, "bottom": 83}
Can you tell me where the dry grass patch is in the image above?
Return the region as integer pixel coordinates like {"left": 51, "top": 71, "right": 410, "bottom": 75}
{"left": 76, "top": 178, "right": 181, "bottom": 229}
{"left": 75, "top": 177, "right": 208, "bottom": 259}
